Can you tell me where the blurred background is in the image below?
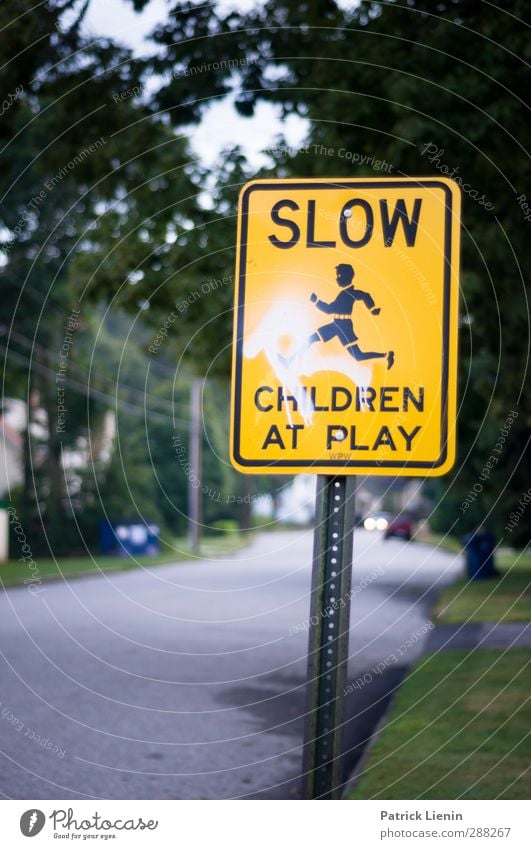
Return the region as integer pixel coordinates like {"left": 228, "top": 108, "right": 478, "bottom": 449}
{"left": 0, "top": 0, "right": 529, "bottom": 802}
{"left": 0, "top": 0, "right": 529, "bottom": 561}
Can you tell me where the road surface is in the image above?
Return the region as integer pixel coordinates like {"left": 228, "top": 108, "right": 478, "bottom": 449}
{"left": 0, "top": 529, "right": 462, "bottom": 799}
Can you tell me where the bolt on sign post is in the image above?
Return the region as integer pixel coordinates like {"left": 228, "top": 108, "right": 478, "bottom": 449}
{"left": 230, "top": 178, "right": 461, "bottom": 798}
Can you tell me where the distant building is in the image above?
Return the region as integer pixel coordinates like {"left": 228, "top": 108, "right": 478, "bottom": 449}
{"left": 0, "top": 416, "right": 23, "bottom": 497}
{"left": 0, "top": 398, "right": 116, "bottom": 500}
{"left": 277, "top": 474, "right": 316, "bottom": 525}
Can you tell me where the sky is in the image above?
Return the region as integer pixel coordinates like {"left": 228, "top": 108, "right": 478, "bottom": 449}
{"left": 82, "top": 0, "right": 308, "bottom": 167}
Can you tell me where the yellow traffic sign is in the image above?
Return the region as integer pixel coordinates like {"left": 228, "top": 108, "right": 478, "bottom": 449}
{"left": 230, "top": 178, "right": 460, "bottom": 475}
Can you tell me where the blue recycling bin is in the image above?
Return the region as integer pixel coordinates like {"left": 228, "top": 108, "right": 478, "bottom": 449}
{"left": 462, "top": 529, "right": 497, "bottom": 580}
{"left": 100, "top": 520, "right": 161, "bottom": 557}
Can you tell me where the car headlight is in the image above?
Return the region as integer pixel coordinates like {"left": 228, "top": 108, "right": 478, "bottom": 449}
{"left": 376, "top": 517, "right": 388, "bottom": 531}
{"left": 364, "top": 517, "right": 376, "bottom": 531}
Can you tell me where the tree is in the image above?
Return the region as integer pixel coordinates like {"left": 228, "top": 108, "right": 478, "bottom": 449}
{"left": 148, "top": 0, "right": 530, "bottom": 545}
{"left": 0, "top": 0, "right": 199, "bottom": 551}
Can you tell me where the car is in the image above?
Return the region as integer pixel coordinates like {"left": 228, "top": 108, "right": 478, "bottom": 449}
{"left": 383, "top": 514, "right": 414, "bottom": 541}
{"left": 363, "top": 512, "right": 392, "bottom": 532}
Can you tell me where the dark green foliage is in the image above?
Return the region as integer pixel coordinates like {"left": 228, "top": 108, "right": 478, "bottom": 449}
{"left": 0, "top": 1, "right": 199, "bottom": 552}
{"left": 3, "top": 0, "right": 529, "bottom": 553}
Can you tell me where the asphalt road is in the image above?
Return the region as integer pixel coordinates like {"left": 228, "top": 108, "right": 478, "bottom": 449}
{"left": 0, "top": 529, "right": 462, "bottom": 800}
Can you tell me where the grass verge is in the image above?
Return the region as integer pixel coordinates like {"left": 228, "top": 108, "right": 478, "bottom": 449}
{"left": 434, "top": 547, "right": 531, "bottom": 624}
{"left": 347, "top": 648, "right": 531, "bottom": 800}
{"left": 418, "top": 532, "right": 463, "bottom": 555}
{"left": 0, "top": 533, "right": 248, "bottom": 588}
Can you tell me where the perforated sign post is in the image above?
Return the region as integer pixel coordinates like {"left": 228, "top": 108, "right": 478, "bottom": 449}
{"left": 230, "top": 178, "right": 461, "bottom": 798}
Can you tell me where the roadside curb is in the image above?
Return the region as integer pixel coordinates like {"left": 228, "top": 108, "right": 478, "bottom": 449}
{"left": 341, "top": 666, "right": 407, "bottom": 798}
{"left": 0, "top": 539, "right": 251, "bottom": 590}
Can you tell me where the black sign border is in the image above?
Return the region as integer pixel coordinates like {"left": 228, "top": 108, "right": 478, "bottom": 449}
{"left": 232, "top": 179, "right": 455, "bottom": 471}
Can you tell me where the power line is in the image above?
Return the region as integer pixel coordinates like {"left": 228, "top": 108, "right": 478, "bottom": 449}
{"left": 3, "top": 325, "right": 193, "bottom": 416}
{"left": 0, "top": 344, "right": 191, "bottom": 427}
{"left": 21, "top": 282, "right": 201, "bottom": 381}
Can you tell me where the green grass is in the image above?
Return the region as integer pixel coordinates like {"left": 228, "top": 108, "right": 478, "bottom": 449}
{"left": 419, "top": 532, "right": 463, "bottom": 555}
{"left": 0, "top": 533, "right": 248, "bottom": 588}
{"left": 347, "top": 649, "right": 531, "bottom": 800}
{"left": 434, "top": 547, "right": 531, "bottom": 624}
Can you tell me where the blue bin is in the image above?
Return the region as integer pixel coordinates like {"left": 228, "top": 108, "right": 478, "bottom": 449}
{"left": 462, "top": 529, "right": 496, "bottom": 580}
{"left": 100, "top": 520, "right": 161, "bottom": 557}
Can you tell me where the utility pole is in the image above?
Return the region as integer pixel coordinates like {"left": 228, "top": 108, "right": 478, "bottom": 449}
{"left": 188, "top": 379, "right": 202, "bottom": 554}
{"left": 302, "top": 475, "right": 356, "bottom": 799}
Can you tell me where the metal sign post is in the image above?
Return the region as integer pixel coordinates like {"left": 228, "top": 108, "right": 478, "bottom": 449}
{"left": 229, "top": 176, "right": 461, "bottom": 800}
{"left": 302, "top": 475, "right": 356, "bottom": 799}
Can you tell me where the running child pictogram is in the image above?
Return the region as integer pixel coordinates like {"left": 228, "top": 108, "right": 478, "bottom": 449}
{"left": 280, "top": 263, "right": 394, "bottom": 370}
